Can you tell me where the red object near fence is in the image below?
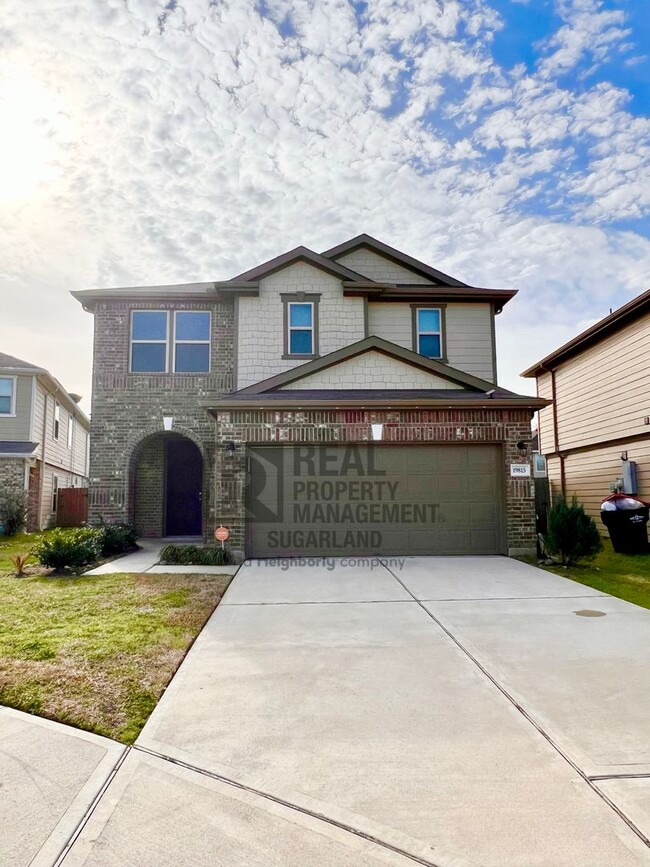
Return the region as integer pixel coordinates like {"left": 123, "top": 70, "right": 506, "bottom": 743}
{"left": 57, "top": 488, "right": 89, "bottom": 527}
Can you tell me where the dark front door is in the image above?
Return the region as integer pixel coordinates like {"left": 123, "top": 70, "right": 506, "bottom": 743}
{"left": 165, "top": 438, "right": 202, "bottom": 536}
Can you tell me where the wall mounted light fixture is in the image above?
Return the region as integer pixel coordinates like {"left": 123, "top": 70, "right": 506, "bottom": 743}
{"left": 163, "top": 416, "right": 173, "bottom": 431}
{"left": 370, "top": 423, "right": 384, "bottom": 441}
{"left": 516, "top": 440, "right": 528, "bottom": 456}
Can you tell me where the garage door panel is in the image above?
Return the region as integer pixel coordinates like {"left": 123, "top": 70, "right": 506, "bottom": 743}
{"left": 247, "top": 444, "right": 504, "bottom": 556}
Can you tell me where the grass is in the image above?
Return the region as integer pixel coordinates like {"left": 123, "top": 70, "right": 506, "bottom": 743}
{"left": 531, "top": 538, "right": 650, "bottom": 610}
{"left": 0, "top": 532, "right": 231, "bottom": 743}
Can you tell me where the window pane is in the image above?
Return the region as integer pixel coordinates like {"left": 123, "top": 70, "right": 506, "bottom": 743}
{"left": 419, "top": 334, "right": 441, "bottom": 357}
{"left": 0, "top": 396, "right": 11, "bottom": 414}
{"left": 132, "top": 311, "right": 168, "bottom": 340}
{"left": 289, "top": 304, "right": 312, "bottom": 327}
{"left": 175, "top": 311, "right": 210, "bottom": 341}
{"left": 289, "top": 330, "right": 313, "bottom": 354}
{"left": 0, "top": 378, "right": 12, "bottom": 397}
{"left": 131, "top": 343, "right": 167, "bottom": 372}
{"left": 175, "top": 343, "right": 210, "bottom": 373}
{"left": 418, "top": 308, "right": 440, "bottom": 332}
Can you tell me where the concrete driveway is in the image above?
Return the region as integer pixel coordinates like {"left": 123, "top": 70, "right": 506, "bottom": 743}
{"left": 5, "top": 556, "right": 650, "bottom": 866}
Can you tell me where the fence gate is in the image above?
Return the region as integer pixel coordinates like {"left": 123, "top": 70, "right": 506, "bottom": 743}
{"left": 57, "top": 488, "right": 89, "bottom": 527}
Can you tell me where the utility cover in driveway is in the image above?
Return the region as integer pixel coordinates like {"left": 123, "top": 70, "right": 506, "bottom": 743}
{"left": 246, "top": 444, "right": 505, "bottom": 556}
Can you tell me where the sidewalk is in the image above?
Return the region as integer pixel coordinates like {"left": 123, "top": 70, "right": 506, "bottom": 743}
{"left": 84, "top": 539, "right": 239, "bottom": 576}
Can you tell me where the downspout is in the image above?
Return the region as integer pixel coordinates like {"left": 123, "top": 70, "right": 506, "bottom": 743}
{"left": 541, "top": 362, "right": 565, "bottom": 498}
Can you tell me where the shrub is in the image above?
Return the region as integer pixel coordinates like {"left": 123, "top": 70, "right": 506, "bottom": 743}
{"left": 544, "top": 495, "right": 602, "bottom": 566}
{"left": 94, "top": 521, "right": 138, "bottom": 556}
{"left": 159, "top": 544, "right": 230, "bottom": 566}
{"left": 32, "top": 527, "right": 104, "bottom": 570}
{"left": 0, "top": 491, "right": 28, "bottom": 536}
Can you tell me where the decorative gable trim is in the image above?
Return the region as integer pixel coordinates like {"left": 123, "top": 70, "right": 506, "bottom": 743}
{"left": 230, "top": 246, "right": 369, "bottom": 283}
{"left": 321, "top": 234, "right": 468, "bottom": 287}
{"left": 236, "top": 336, "right": 497, "bottom": 394}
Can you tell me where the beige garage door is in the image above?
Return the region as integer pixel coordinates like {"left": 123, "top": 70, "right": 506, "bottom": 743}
{"left": 246, "top": 444, "right": 505, "bottom": 557}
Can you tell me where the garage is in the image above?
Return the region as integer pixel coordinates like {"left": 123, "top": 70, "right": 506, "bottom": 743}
{"left": 246, "top": 444, "right": 505, "bottom": 557}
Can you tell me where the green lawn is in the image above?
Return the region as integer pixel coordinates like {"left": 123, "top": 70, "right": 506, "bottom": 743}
{"left": 0, "top": 532, "right": 231, "bottom": 743}
{"left": 534, "top": 538, "right": 650, "bottom": 610}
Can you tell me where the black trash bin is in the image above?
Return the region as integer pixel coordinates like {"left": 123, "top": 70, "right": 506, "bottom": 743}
{"left": 600, "top": 494, "right": 649, "bottom": 554}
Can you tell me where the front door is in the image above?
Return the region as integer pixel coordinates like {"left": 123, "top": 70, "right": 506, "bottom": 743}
{"left": 165, "top": 438, "right": 202, "bottom": 536}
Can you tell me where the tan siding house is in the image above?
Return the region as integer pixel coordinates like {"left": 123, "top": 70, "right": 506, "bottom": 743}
{"left": 0, "top": 353, "right": 90, "bottom": 531}
{"left": 522, "top": 288, "right": 650, "bottom": 525}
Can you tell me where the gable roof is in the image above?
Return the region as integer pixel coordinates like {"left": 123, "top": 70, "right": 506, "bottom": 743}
{"left": 321, "top": 234, "right": 468, "bottom": 287}
{"left": 231, "top": 246, "right": 368, "bottom": 283}
{"left": 522, "top": 287, "right": 650, "bottom": 377}
{"left": 0, "top": 352, "right": 44, "bottom": 372}
{"left": 233, "top": 336, "right": 501, "bottom": 394}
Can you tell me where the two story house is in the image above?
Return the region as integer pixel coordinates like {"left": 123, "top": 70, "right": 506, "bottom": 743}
{"left": 73, "top": 235, "right": 546, "bottom": 559}
{"left": 522, "top": 287, "right": 650, "bottom": 523}
{"left": 0, "top": 353, "right": 90, "bottom": 531}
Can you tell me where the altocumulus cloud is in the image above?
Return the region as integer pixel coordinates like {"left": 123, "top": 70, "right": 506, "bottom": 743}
{"left": 0, "top": 0, "right": 649, "bottom": 406}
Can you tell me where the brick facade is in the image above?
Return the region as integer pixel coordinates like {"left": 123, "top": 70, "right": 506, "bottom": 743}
{"left": 0, "top": 458, "right": 26, "bottom": 506}
{"left": 213, "top": 407, "right": 536, "bottom": 558}
{"left": 87, "top": 297, "right": 232, "bottom": 535}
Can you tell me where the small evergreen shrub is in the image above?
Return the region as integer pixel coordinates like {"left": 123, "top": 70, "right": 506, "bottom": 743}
{"left": 159, "top": 544, "right": 230, "bottom": 566}
{"left": 32, "top": 527, "right": 104, "bottom": 570}
{"left": 544, "top": 495, "right": 602, "bottom": 566}
{"left": 0, "top": 491, "right": 28, "bottom": 536}
{"left": 95, "top": 521, "right": 138, "bottom": 556}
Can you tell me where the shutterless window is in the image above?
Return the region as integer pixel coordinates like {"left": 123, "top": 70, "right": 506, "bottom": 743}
{"left": 131, "top": 311, "right": 169, "bottom": 373}
{"left": 0, "top": 377, "right": 14, "bottom": 414}
{"left": 53, "top": 401, "right": 60, "bottom": 439}
{"left": 416, "top": 308, "right": 442, "bottom": 358}
{"left": 52, "top": 476, "right": 59, "bottom": 514}
{"left": 287, "top": 303, "right": 314, "bottom": 355}
{"left": 174, "top": 311, "right": 210, "bottom": 373}
{"left": 67, "top": 415, "right": 74, "bottom": 450}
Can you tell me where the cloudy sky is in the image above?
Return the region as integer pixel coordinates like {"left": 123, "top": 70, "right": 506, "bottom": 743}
{"left": 1, "top": 0, "right": 649, "bottom": 411}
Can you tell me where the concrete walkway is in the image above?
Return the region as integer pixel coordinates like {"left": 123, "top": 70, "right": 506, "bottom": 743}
{"left": 47, "top": 555, "right": 650, "bottom": 866}
{"left": 84, "top": 539, "right": 239, "bottom": 576}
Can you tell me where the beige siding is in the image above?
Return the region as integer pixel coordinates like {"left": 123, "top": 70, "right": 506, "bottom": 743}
{"left": 280, "top": 351, "right": 463, "bottom": 390}
{"left": 367, "top": 302, "right": 494, "bottom": 382}
{"left": 0, "top": 374, "right": 33, "bottom": 440}
{"left": 336, "top": 249, "right": 434, "bottom": 284}
{"left": 552, "top": 313, "right": 650, "bottom": 451}
{"left": 34, "top": 381, "right": 90, "bottom": 482}
{"left": 537, "top": 373, "right": 555, "bottom": 453}
{"left": 236, "top": 262, "right": 365, "bottom": 389}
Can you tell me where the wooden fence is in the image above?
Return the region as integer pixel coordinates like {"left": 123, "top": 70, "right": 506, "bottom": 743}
{"left": 57, "top": 487, "right": 89, "bottom": 527}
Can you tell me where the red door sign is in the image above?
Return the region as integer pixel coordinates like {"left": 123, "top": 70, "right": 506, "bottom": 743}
{"left": 215, "top": 526, "right": 230, "bottom": 542}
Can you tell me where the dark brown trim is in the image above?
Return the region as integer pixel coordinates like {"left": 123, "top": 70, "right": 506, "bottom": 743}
{"left": 521, "top": 287, "right": 650, "bottom": 377}
{"left": 231, "top": 246, "right": 368, "bottom": 283}
{"left": 410, "top": 303, "right": 448, "bottom": 362}
{"left": 235, "top": 336, "right": 500, "bottom": 394}
{"left": 281, "top": 293, "right": 321, "bottom": 360}
{"left": 321, "top": 234, "right": 469, "bottom": 287}
{"left": 205, "top": 397, "right": 548, "bottom": 411}
{"left": 490, "top": 305, "right": 498, "bottom": 385}
{"left": 342, "top": 283, "right": 517, "bottom": 312}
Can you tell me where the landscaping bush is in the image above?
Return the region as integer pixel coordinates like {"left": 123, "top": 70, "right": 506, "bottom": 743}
{"left": 94, "top": 521, "right": 138, "bottom": 556}
{"left": 0, "top": 491, "right": 28, "bottom": 536}
{"left": 32, "top": 527, "right": 104, "bottom": 570}
{"left": 159, "top": 544, "right": 231, "bottom": 566}
{"left": 544, "top": 495, "right": 602, "bottom": 566}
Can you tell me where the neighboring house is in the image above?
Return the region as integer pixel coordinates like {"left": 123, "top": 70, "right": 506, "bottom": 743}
{"left": 72, "top": 234, "right": 546, "bottom": 559}
{"left": 0, "top": 353, "right": 90, "bottom": 531}
{"left": 522, "top": 288, "right": 650, "bottom": 523}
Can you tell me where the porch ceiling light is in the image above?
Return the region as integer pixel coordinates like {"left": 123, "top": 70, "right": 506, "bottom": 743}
{"left": 163, "top": 416, "right": 174, "bottom": 431}
{"left": 370, "top": 423, "right": 384, "bottom": 441}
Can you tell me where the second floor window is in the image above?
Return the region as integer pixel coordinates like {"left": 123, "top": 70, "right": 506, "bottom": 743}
{"left": 53, "top": 401, "right": 60, "bottom": 439}
{"left": 0, "top": 377, "right": 15, "bottom": 415}
{"left": 130, "top": 310, "right": 211, "bottom": 373}
{"left": 415, "top": 308, "right": 443, "bottom": 359}
{"left": 287, "top": 303, "right": 314, "bottom": 355}
{"left": 67, "top": 416, "right": 74, "bottom": 450}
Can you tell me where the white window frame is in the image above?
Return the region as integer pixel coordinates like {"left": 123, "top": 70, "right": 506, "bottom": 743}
{"left": 130, "top": 310, "right": 170, "bottom": 373}
{"left": 173, "top": 310, "right": 211, "bottom": 374}
{"left": 53, "top": 401, "right": 60, "bottom": 440}
{"left": 0, "top": 376, "right": 17, "bottom": 416}
{"left": 287, "top": 301, "right": 315, "bottom": 356}
{"left": 52, "top": 475, "right": 59, "bottom": 514}
{"left": 67, "top": 415, "right": 74, "bottom": 450}
{"left": 416, "top": 307, "right": 443, "bottom": 359}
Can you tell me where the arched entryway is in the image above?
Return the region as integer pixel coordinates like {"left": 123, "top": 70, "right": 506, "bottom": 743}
{"left": 131, "top": 433, "right": 203, "bottom": 538}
